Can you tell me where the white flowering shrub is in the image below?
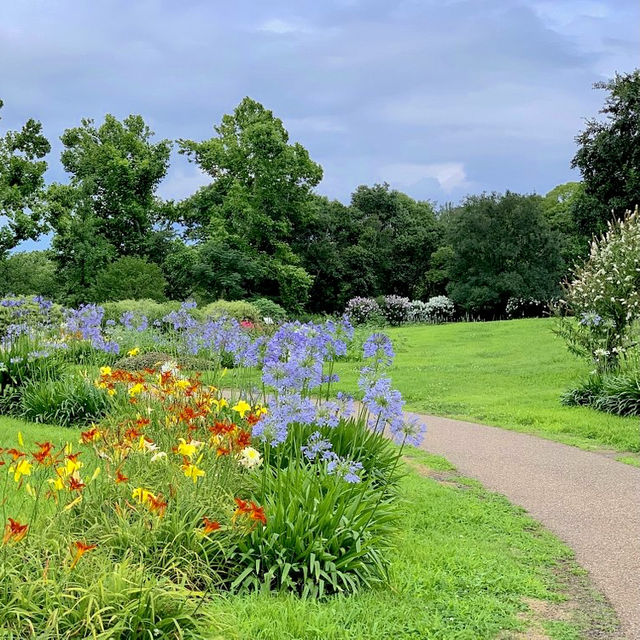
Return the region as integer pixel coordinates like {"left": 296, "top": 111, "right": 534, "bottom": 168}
{"left": 381, "top": 296, "right": 412, "bottom": 325}
{"left": 408, "top": 301, "right": 430, "bottom": 323}
{"left": 557, "top": 207, "right": 640, "bottom": 370}
{"left": 344, "top": 297, "right": 383, "bottom": 325}
{"left": 423, "top": 296, "right": 455, "bottom": 324}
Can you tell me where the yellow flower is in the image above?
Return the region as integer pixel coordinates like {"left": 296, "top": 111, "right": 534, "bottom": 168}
{"left": 232, "top": 400, "right": 251, "bottom": 418}
{"left": 48, "top": 475, "right": 65, "bottom": 492}
{"left": 127, "top": 347, "right": 140, "bottom": 357}
{"left": 107, "top": 389, "right": 116, "bottom": 397}
{"left": 177, "top": 438, "right": 197, "bottom": 459}
{"left": 65, "top": 458, "right": 82, "bottom": 475}
{"left": 254, "top": 405, "right": 268, "bottom": 416}
{"left": 132, "top": 487, "right": 155, "bottom": 504}
{"left": 25, "top": 482, "right": 36, "bottom": 498}
{"left": 129, "top": 383, "right": 145, "bottom": 397}
{"left": 212, "top": 398, "right": 228, "bottom": 411}
{"left": 182, "top": 463, "right": 205, "bottom": 483}
{"left": 99, "top": 366, "right": 112, "bottom": 376}
{"left": 17, "top": 431, "right": 24, "bottom": 446}
{"left": 176, "top": 379, "right": 190, "bottom": 390}
{"left": 13, "top": 459, "right": 32, "bottom": 483}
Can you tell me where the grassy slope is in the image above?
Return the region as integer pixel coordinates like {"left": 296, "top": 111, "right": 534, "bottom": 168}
{"left": 2, "top": 417, "right": 619, "bottom": 639}
{"left": 333, "top": 318, "right": 639, "bottom": 453}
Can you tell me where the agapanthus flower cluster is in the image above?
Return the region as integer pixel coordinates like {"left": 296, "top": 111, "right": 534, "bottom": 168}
{"left": 64, "top": 304, "right": 119, "bottom": 354}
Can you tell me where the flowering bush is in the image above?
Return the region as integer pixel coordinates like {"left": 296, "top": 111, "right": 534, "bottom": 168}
{"left": 380, "top": 295, "right": 412, "bottom": 326}
{"left": 345, "top": 297, "right": 384, "bottom": 325}
{"left": 423, "top": 296, "right": 455, "bottom": 323}
{"left": 557, "top": 207, "right": 640, "bottom": 371}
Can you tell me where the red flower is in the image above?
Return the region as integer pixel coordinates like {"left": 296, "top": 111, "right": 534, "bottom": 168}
{"left": 70, "top": 541, "right": 97, "bottom": 569}
{"left": 201, "top": 517, "right": 221, "bottom": 535}
{"left": 2, "top": 518, "right": 28, "bottom": 544}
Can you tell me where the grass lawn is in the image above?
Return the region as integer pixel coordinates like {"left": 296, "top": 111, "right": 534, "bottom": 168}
{"left": 332, "top": 318, "right": 640, "bottom": 454}
{"left": 3, "top": 416, "right": 619, "bottom": 640}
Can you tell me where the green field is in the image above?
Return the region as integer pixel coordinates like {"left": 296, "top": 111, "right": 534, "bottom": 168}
{"left": 334, "top": 318, "right": 639, "bottom": 454}
{"left": 1, "top": 417, "right": 618, "bottom": 639}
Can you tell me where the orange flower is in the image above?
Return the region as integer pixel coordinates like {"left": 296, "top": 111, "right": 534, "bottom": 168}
{"left": 147, "top": 494, "right": 168, "bottom": 518}
{"left": 235, "top": 430, "right": 252, "bottom": 449}
{"left": 68, "top": 475, "right": 86, "bottom": 492}
{"left": 32, "top": 441, "right": 54, "bottom": 465}
{"left": 115, "top": 470, "right": 129, "bottom": 484}
{"left": 233, "top": 497, "right": 267, "bottom": 526}
{"left": 2, "top": 518, "right": 28, "bottom": 544}
{"left": 6, "top": 448, "right": 24, "bottom": 461}
{"left": 201, "top": 517, "right": 221, "bottom": 535}
{"left": 70, "top": 541, "right": 97, "bottom": 569}
{"left": 80, "top": 427, "right": 100, "bottom": 444}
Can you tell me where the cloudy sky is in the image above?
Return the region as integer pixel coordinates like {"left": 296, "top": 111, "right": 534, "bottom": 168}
{"left": 1, "top": 0, "right": 638, "bottom": 214}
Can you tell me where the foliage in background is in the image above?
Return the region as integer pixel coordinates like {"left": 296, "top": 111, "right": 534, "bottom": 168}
{"left": 92, "top": 256, "right": 168, "bottom": 302}
{"left": 0, "top": 250, "right": 61, "bottom": 299}
{"left": 445, "top": 192, "right": 564, "bottom": 318}
{"left": 0, "top": 99, "right": 50, "bottom": 257}
{"left": 571, "top": 70, "right": 640, "bottom": 240}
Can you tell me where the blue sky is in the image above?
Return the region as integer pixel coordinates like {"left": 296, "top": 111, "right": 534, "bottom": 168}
{"left": 1, "top": 0, "right": 638, "bottom": 222}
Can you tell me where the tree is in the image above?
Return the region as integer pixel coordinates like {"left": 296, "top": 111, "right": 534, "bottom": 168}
{"left": 177, "top": 98, "right": 322, "bottom": 311}
{"left": 0, "top": 99, "right": 50, "bottom": 256}
{"left": 48, "top": 114, "right": 172, "bottom": 302}
{"left": 445, "top": 192, "right": 564, "bottom": 317}
{"left": 541, "top": 182, "right": 585, "bottom": 264}
{"left": 572, "top": 70, "right": 640, "bottom": 237}
{"left": 0, "top": 250, "right": 61, "bottom": 299}
{"left": 92, "top": 256, "right": 167, "bottom": 302}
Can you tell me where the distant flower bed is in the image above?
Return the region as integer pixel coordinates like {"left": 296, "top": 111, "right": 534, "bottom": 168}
{"left": 0, "top": 296, "right": 424, "bottom": 636}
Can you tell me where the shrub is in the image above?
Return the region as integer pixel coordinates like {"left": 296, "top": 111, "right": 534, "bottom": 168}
{"left": 380, "top": 295, "right": 412, "bottom": 326}
{"left": 20, "top": 374, "right": 111, "bottom": 426}
{"left": 92, "top": 257, "right": 168, "bottom": 302}
{"left": 0, "top": 251, "right": 61, "bottom": 299}
{"left": 0, "top": 296, "right": 64, "bottom": 338}
{"left": 423, "top": 296, "right": 455, "bottom": 323}
{"left": 563, "top": 368, "right": 640, "bottom": 417}
{"left": 251, "top": 297, "right": 287, "bottom": 322}
{"left": 112, "top": 351, "right": 214, "bottom": 372}
{"left": 559, "top": 207, "right": 640, "bottom": 370}
{"left": 231, "top": 462, "right": 397, "bottom": 597}
{"left": 202, "top": 300, "right": 261, "bottom": 323}
{"left": 344, "top": 297, "right": 384, "bottom": 325}
{"left": 101, "top": 299, "right": 180, "bottom": 326}
{"left": 506, "top": 297, "right": 549, "bottom": 319}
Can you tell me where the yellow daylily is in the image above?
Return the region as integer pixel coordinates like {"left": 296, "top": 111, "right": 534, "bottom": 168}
{"left": 212, "top": 398, "right": 228, "bottom": 411}
{"left": 12, "top": 459, "right": 32, "bottom": 483}
{"left": 129, "top": 383, "right": 145, "bottom": 397}
{"left": 99, "top": 366, "right": 112, "bottom": 376}
{"left": 182, "top": 463, "right": 205, "bottom": 483}
{"left": 127, "top": 347, "right": 140, "bottom": 357}
{"left": 132, "top": 487, "right": 155, "bottom": 504}
{"left": 48, "top": 475, "right": 65, "bottom": 492}
{"left": 176, "top": 379, "right": 191, "bottom": 390}
{"left": 177, "top": 438, "right": 197, "bottom": 459}
{"left": 232, "top": 400, "right": 251, "bottom": 418}
{"left": 17, "top": 431, "right": 24, "bottom": 446}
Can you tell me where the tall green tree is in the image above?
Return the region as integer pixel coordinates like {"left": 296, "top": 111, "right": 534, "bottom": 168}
{"left": 0, "top": 99, "right": 50, "bottom": 257}
{"left": 48, "top": 114, "right": 172, "bottom": 302}
{"left": 446, "top": 192, "right": 564, "bottom": 317}
{"left": 571, "top": 70, "right": 640, "bottom": 237}
{"left": 177, "top": 98, "right": 323, "bottom": 311}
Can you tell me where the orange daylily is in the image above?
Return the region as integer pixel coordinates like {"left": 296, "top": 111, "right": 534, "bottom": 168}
{"left": 2, "top": 518, "right": 28, "bottom": 544}
{"left": 70, "top": 541, "right": 97, "bottom": 569}
{"left": 201, "top": 517, "right": 221, "bottom": 535}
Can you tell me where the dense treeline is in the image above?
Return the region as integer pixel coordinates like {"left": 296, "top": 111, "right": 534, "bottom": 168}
{"left": 0, "top": 71, "right": 638, "bottom": 317}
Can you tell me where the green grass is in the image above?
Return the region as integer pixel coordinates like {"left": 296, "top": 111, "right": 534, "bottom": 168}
{"left": 334, "top": 318, "right": 640, "bottom": 453}
{"left": 202, "top": 448, "right": 616, "bottom": 639}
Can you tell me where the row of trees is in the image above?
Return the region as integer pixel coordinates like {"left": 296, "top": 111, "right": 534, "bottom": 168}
{"left": 1, "top": 70, "right": 638, "bottom": 316}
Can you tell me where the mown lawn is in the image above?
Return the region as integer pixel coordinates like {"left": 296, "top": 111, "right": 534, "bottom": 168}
{"left": 333, "top": 318, "right": 639, "bottom": 454}
{"left": 3, "top": 416, "right": 619, "bottom": 639}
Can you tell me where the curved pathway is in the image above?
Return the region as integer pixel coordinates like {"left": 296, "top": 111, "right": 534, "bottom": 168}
{"left": 415, "top": 414, "right": 640, "bottom": 639}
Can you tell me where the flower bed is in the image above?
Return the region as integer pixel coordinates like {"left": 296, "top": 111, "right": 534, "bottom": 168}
{"left": 0, "top": 298, "right": 423, "bottom": 637}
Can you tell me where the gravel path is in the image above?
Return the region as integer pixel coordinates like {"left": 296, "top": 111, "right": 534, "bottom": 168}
{"left": 415, "top": 414, "right": 640, "bottom": 638}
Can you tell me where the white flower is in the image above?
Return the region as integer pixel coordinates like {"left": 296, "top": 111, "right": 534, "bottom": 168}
{"left": 238, "top": 447, "right": 262, "bottom": 470}
{"left": 150, "top": 451, "right": 167, "bottom": 462}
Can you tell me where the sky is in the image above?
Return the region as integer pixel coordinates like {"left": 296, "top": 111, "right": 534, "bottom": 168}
{"left": 1, "top": 0, "right": 638, "bottom": 233}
